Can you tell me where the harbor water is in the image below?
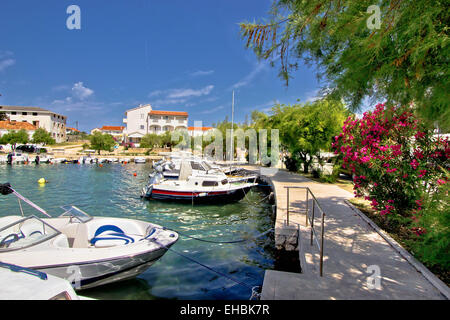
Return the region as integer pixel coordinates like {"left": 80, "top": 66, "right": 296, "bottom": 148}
{"left": 0, "top": 162, "right": 275, "bottom": 300}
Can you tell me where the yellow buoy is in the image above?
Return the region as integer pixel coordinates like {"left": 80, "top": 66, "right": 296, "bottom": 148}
{"left": 38, "top": 178, "right": 46, "bottom": 184}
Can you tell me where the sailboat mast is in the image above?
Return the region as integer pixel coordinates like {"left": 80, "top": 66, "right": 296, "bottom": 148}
{"left": 230, "top": 90, "right": 235, "bottom": 162}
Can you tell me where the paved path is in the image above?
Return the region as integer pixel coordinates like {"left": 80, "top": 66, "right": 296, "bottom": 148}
{"left": 242, "top": 166, "right": 449, "bottom": 300}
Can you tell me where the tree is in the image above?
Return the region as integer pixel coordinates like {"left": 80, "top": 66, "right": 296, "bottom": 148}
{"left": 140, "top": 133, "right": 162, "bottom": 149}
{"left": 0, "top": 112, "right": 8, "bottom": 121}
{"left": 0, "top": 130, "right": 29, "bottom": 149}
{"left": 253, "top": 99, "right": 348, "bottom": 173}
{"left": 240, "top": 0, "right": 450, "bottom": 130}
{"left": 32, "top": 128, "right": 56, "bottom": 145}
{"left": 89, "top": 132, "right": 116, "bottom": 155}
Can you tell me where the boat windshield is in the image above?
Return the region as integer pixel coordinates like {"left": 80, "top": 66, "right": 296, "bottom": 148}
{"left": 59, "top": 205, "right": 92, "bottom": 223}
{"left": 0, "top": 216, "right": 60, "bottom": 252}
{"left": 202, "top": 161, "right": 212, "bottom": 171}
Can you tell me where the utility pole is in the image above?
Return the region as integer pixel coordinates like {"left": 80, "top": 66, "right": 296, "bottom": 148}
{"left": 230, "top": 90, "right": 235, "bottom": 163}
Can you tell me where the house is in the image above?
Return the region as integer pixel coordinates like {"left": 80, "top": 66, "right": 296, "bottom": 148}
{"left": 123, "top": 104, "right": 188, "bottom": 146}
{"left": 98, "top": 126, "right": 125, "bottom": 142}
{"left": 0, "top": 105, "right": 67, "bottom": 143}
{"left": 0, "top": 120, "right": 37, "bottom": 140}
{"left": 188, "top": 126, "right": 214, "bottom": 137}
{"left": 66, "top": 127, "right": 80, "bottom": 135}
{"left": 90, "top": 126, "right": 125, "bottom": 142}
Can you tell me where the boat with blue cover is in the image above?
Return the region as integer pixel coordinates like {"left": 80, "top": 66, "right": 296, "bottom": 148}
{"left": 0, "top": 183, "right": 178, "bottom": 290}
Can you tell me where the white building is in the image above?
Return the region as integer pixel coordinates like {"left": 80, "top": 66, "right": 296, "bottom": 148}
{"left": 188, "top": 126, "right": 214, "bottom": 137}
{"left": 0, "top": 106, "right": 67, "bottom": 143}
{"left": 91, "top": 126, "right": 125, "bottom": 141}
{"left": 123, "top": 104, "right": 188, "bottom": 146}
{"left": 0, "top": 120, "right": 36, "bottom": 140}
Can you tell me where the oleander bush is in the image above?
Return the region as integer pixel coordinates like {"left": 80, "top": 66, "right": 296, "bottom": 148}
{"left": 333, "top": 103, "right": 449, "bottom": 279}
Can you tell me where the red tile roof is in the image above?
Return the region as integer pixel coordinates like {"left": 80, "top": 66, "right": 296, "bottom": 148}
{"left": 149, "top": 110, "right": 188, "bottom": 117}
{"left": 188, "top": 126, "right": 213, "bottom": 131}
{"left": 0, "top": 121, "right": 36, "bottom": 131}
{"left": 100, "top": 126, "right": 125, "bottom": 131}
{"left": 67, "top": 127, "right": 80, "bottom": 132}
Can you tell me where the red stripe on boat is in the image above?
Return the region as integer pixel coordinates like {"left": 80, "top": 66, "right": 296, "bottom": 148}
{"left": 152, "top": 189, "right": 228, "bottom": 196}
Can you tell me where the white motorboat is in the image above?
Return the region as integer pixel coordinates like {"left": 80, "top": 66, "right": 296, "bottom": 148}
{"left": 0, "top": 262, "right": 93, "bottom": 300}
{"left": 0, "top": 183, "right": 179, "bottom": 290}
{"left": 142, "top": 161, "right": 258, "bottom": 203}
{"left": 134, "top": 157, "right": 146, "bottom": 164}
{"left": 120, "top": 158, "right": 131, "bottom": 164}
{"left": 5, "top": 153, "right": 28, "bottom": 164}
{"left": 51, "top": 158, "right": 67, "bottom": 164}
{"left": 155, "top": 158, "right": 258, "bottom": 184}
{"left": 78, "top": 156, "right": 95, "bottom": 164}
{"left": 33, "top": 155, "right": 52, "bottom": 164}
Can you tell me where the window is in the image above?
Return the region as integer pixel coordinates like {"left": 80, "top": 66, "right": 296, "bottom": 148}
{"left": 32, "top": 112, "right": 38, "bottom": 116}
{"left": 164, "top": 116, "right": 169, "bottom": 120}
{"left": 140, "top": 125, "right": 145, "bottom": 130}
{"left": 221, "top": 179, "right": 229, "bottom": 185}
{"left": 22, "top": 112, "right": 27, "bottom": 115}
{"left": 191, "top": 161, "right": 205, "bottom": 171}
{"left": 11, "top": 112, "right": 16, "bottom": 115}
{"left": 202, "top": 181, "right": 218, "bottom": 187}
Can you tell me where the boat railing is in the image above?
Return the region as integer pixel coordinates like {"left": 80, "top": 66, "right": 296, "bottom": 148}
{"left": 284, "top": 186, "right": 326, "bottom": 277}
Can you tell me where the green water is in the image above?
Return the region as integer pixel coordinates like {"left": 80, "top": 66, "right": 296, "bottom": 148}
{"left": 0, "top": 163, "right": 275, "bottom": 300}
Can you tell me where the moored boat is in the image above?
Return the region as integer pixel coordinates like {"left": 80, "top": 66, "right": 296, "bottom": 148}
{"left": 0, "top": 262, "right": 93, "bottom": 300}
{"left": 0, "top": 183, "right": 178, "bottom": 290}
{"left": 141, "top": 161, "right": 257, "bottom": 203}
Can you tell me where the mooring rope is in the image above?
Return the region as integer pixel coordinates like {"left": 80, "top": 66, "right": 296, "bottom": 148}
{"left": 150, "top": 238, "right": 261, "bottom": 299}
{"left": 157, "top": 226, "right": 273, "bottom": 244}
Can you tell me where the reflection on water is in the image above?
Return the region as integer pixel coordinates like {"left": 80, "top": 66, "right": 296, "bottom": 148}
{"left": 0, "top": 163, "right": 275, "bottom": 300}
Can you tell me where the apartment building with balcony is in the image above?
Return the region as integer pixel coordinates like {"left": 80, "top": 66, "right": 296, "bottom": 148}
{"left": 0, "top": 105, "right": 67, "bottom": 143}
{"left": 123, "top": 104, "right": 188, "bottom": 146}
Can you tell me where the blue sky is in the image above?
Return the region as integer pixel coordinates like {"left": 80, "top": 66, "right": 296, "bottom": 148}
{"left": 0, "top": 0, "right": 324, "bottom": 132}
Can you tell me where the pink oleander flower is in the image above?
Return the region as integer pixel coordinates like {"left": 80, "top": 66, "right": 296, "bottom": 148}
{"left": 418, "top": 169, "right": 427, "bottom": 178}
{"left": 410, "top": 159, "right": 419, "bottom": 170}
{"left": 437, "top": 179, "right": 446, "bottom": 185}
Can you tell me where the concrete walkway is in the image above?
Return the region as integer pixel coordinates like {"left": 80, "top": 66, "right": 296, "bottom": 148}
{"left": 243, "top": 166, "right": 449, "bottom": 300}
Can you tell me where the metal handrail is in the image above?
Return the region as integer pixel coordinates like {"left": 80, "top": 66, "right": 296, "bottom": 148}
{"left": 285, "top": 186, "right": 326, "bottom": 276}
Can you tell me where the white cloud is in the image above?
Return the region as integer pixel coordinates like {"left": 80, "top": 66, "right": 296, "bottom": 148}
{"left": 200, "top": 105, "right": 225, "bottom": 114}
{"left": 148, "top": 85, "right": 215, "bottom": 106}
{"left": 151, "top": 98, "right": 188, "bottom": 106}
{"left": 190, "top": 70, "right": 214, "bottom": 77}
{"left": 0, "top": 51, "right": 15, "bottom": 72}
{"left": 167, "top": 85, "right": 214, "bottom": 99}
{"left": 231, "top": 61, "right": 268, "bottom": 90}
{"left": 71, "top": 82, "right": 94, "bottom": 100}
{"left": 148, "top": 90, "right": 164, "bottom": 97}
{"left": 0, "top": 58, "right": 15, "bottom": 72}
